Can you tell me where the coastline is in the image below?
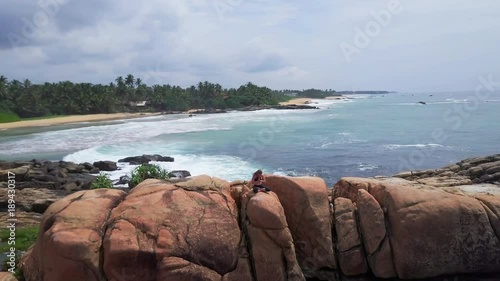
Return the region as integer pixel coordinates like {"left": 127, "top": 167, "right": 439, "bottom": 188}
{"left": 0, "top": 100, "right": 321, "bottom": 131}
{"left": 279, "top": 98, "right": 312, "bottom": 105}
{"left": 0, "top": 112, "right": 162, "bottom": 130}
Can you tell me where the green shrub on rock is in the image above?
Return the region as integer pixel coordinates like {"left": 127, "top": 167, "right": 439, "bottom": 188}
{"left": 91, "top": 173, "right": 113, "bottom": 189}
{"left": 130, "top": 164, "right": 169, "bottom": 188}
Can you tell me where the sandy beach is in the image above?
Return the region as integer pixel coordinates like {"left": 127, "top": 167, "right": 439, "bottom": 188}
{"left": 279, "top": 98, "right": 312, "bottom": 106}
{"left": 324, "top": 95, "right": 347, "bottom": 100}
{"left": 0, "top": 112, "right": 161, "bottom": 130}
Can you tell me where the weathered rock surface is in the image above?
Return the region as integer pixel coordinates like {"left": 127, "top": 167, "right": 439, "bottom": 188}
{"left": 13, "top": 154, "right": 500, "bottom": 281}
{"left": 333, "top": 197, "right": 368, "bottom": 276}
{"left": 357, "top": 189, "right": 396, "bottom": 278}
{"left": 264, "top": 175, "right": 337, "bottom": 279}
{"left": 333, "top": 176, "right": 500, "bottom": 279}
{"left": 103, "top": 176, "right": 252, "bottom": 281}
{"left": 394, "top": 154, "right": 500, "bottom": 185}
{"left": 242, "top": 190, "right": 304, "bottom": 281}
{"left": 20, "top": 188, "right": 126, "bottom": 281}
{"left": 0, "top": 272, "right": 17, "bottom": 281}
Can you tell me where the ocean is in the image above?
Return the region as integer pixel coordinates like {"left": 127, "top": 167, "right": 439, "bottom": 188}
{"left": 1, "top": 91, "right": 499, "bottom": 187}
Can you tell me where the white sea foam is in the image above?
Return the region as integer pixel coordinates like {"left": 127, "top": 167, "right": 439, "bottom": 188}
{"left": 358, "top": 164, "right": 378, "bottom": 171}
{"left": 65, "top": 147, "right": 259, "bottom": 185}
{"left": 383, "top": 143, "right": 443, "bottom": 150}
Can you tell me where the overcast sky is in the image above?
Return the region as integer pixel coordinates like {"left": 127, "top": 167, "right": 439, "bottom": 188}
{"left": 1, "top": 0, "right": 499, "bottom": 92}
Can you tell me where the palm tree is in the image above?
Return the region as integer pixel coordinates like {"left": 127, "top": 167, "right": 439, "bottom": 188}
{"left": 135, "top": 78, "right": 142, "bottom": 87}
{"left": 23, "top": 79, "right": 32, "bottom": 89}
{"left": 125, "top": 74, "right": 135, "bottom": 88}
{"left": 115, "top": 76, "right": 124, "bottom": 87}
{"left": 0, "top": 75, "right": 7, "bottom": 101}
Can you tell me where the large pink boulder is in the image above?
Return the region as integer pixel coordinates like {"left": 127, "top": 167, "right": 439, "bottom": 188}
{"left": 264, "top": 175, "right": 337, "bottom": 278}
{"left": 103, "top": 176, "right": 253, "bottom": 281}
{"left": 333, "top": 197, "right": 368, "bottom": 276}
{"left": 20, "top": 189, "right": 126, "bottom": 281}
{"left": 241, "top": 191, "right": 305, "bottom": 281}
{"left": 334, "top": 177, "right": 500, "bottom": 279}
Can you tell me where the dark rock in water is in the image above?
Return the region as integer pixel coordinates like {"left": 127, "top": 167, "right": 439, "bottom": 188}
{"left": 418, "top": 101, "right": 427, "bottom": 105}
{"left": 168, "top": 170, "right": 191, "bottom": 178}
{"left": 65, "top": 173, "right": 97, "bottom": 190}
{"left": 93, "top": 161, "right": 118, "bottom": 171}
{"left": 82, "top": 162, "right": 95, "bottom": 171}
{"left": 119, "top": 154, "right": 174, "bottom": 164}
{"left": 116, "top": 175, "right": 131, "bottom": 185}
{"left": 59, "top": 161, "right": 85, "bottom": 173}
{"left": 189, "top": 108, "right": 228, "bottom": 114}
{"left": 118, "top": 156, "right": 145, "bottom": 163}
{"left": 89, "top": 167, "right": 100, "bottom": 174}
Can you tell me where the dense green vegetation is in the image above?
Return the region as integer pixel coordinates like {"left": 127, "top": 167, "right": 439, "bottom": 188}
{"left": 0, "top": 111, "right": 21, "bottom": 123}
{"left": 130, "top": 164, "right": 170, "bottom": 188}
{"left": 91, "top": 173, "right": 113, "bottom": 189}
{"left": 0, "top": 74, "right": 296, "bottom": 120}
{"left": 275, "top": 88, "right": 339, "bottom": 99}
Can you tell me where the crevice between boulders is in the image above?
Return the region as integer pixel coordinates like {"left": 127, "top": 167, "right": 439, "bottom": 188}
{"left": 98, "top": 191, "right": 128, "bottom": 281}
{"left": 240, "top": 191, "right": 258, "bottom": 281}
{"left": 476, "top": 198, "right": 500, "bottom": 242}
{"left": 330, "top": 197, "right": 345, "bottom": 278}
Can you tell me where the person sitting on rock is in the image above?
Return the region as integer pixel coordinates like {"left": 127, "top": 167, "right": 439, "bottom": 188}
{"left": 251, "top": 170, "right": 271, "bottom": 193}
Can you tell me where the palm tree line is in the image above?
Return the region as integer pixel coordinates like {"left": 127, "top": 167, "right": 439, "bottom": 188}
{"left": 0, "top": 74, "right": 338, "bottom": 119}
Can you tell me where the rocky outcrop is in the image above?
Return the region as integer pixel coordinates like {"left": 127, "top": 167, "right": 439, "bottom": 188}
{"left": 168, "top": 170, "right": 191, "bottom": 178}
{"left": 103, "top": 176, "right": 252, "bottom": 281}
{"left": 20, "top": 188, "right": 126, "bottom": 281}
{"left": 263, "top": 175, "right": 337, "bottom": 279}
{"left": 93, "top": 160, "right": 117, "bottom": 171}
{"left": 117, "top": 154, "right": 174, "bottom": 164}
{"left": 0, "top": 188, "right": 66, "bottom": 213}
{"left": 333, "top": 177, "right": 500, "bottom": 280}
{"left": 0, "top": 160, "right": 99, "bottom": 191}
{"left": 241, "top": 191, "right": 304, "bottom": 281}
{"left": 0, "top": 272, "right": 16, "bottom": 281}
{"left": 333, "top": 198, "right": 368, "bottom": 276}
{"left": 394, "top": 154, "right": 500, "bottom": 185}
{"left": 15, "top": 155, "right": 500, "bottom": 281}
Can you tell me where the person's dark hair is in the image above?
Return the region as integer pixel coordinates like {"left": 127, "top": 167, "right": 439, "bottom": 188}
{"left": 253, "top": 170, "right": 263, "bottom": 177}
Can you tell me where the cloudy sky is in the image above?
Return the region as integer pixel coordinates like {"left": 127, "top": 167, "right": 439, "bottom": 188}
{"left": 1, "top": 0, "right": 499, "bottom": 92}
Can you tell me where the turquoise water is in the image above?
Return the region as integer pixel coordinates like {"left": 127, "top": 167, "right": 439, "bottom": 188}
{"left": 1, "top": 91, "right": 499, "bottom": 186}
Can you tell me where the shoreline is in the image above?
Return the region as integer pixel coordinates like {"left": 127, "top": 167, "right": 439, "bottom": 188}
{"left": 0, "top": 100, "right": 322, "bottom": 131}
{"left": 0, "top": 112, "right": 162, "bottom": 130}
{"left": 278, "top": 98, "right": 312, "bottom": 105}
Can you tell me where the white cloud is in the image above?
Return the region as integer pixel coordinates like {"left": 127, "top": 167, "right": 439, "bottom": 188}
{"left": 0, "top": 0, "right": 499, "bottom": 92}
